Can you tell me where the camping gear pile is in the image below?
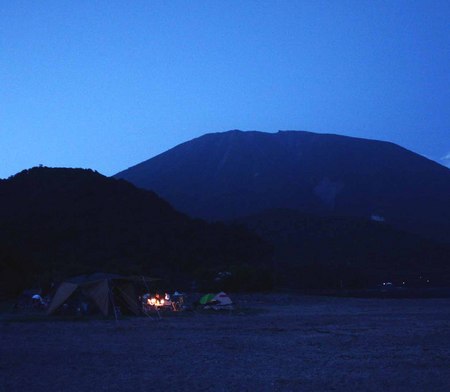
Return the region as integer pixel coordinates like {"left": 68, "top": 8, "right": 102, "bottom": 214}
{"left": 15, "top": 290, "right": 50, "bottom": 311}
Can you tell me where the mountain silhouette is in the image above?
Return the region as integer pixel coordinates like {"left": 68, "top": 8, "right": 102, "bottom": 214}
{"left": 115, "top": 130, "right": 450, "bottom": 244}
{"left": 0, "top": 167, "right": 272, "bottom": 297}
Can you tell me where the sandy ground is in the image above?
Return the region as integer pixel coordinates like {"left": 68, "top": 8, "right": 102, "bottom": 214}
{"left": 1, "top": 295, "right": 449, "bottom": 392}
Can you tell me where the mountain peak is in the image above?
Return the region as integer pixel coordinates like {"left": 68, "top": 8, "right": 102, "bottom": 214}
{"left": 115, "top": 130, "right": 450, "bottom": 243}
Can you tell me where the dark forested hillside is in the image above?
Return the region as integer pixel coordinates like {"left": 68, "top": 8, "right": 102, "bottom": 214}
{"left": 0, "top": 167, "right": 272, "bottom": 297}
{"left": 235, "top": 209, "right": 450, "bottom": 289}
{"left": 115, "top": 130, "right": 450, "bottom": 244}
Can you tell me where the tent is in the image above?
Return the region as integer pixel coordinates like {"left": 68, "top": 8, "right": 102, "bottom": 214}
{"left": 199, "top": 293, "right": 216, "bottom": 305}
{"left": 210, "top": 292, "right": 234, "bottom": 310}
{"left": 47, "top": 273, "right": 158, "bottom": 316}
{"left": 200, "top": 292, "right": 234, "bottom": 310}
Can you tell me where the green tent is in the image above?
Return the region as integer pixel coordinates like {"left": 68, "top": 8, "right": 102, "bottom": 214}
{"left": 200, "top": 292, "right": 234, "bottom": 310}
{"left": 199, "top": 293, "right": 215, "bottom": 305}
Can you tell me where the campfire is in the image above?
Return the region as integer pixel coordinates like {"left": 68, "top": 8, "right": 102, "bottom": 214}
{"left": 143, "top": 292, "right": 184, "bottom": 312}
{"left": 145, "top": 293, "right": 171, "bottom": 309}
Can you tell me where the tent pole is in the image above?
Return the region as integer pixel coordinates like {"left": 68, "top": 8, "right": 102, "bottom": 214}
{"left": 109, "top": 281, "right": 118, "bottom": 323}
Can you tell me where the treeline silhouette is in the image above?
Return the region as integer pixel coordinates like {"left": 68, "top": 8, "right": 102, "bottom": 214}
{"left": 236, "top": 208, "right": 450, "bottom": 289}
{"left": 0, "top": 167, "right": 272, "bottom": 297}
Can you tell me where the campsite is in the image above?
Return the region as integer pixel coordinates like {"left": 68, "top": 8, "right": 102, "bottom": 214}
{"left": 2, "top": 3, "right": 450, "bottom": 391}
{"left": 1, "top": 293, "right": 450, "bottom": 391}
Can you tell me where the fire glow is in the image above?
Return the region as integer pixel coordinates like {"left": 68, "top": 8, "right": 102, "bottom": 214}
{"left": 147, "top": 297, "right": 165, "bottom": 307}
{"left": 147, "top": 293, "right": 171, "bottom": 308}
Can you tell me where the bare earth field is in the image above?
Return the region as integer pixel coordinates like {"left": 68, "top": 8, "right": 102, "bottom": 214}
{"left": 1, "top": 295, "right": 449, "bottom": 392}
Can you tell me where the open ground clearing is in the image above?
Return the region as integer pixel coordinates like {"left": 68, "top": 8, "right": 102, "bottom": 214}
{"left": 1, "top": 295, "right": 449, "bottom": 391}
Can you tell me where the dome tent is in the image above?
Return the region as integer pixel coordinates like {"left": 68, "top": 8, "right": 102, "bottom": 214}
{"left": 199, "top": 292, "right": 234, "bottom": 310}
{"left": 199, "top": 293, "right": 216, "bottom": 305}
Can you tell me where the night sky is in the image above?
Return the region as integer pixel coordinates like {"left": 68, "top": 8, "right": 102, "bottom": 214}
{"left": 1, "top": 1, "right": 449, "bottom": 179}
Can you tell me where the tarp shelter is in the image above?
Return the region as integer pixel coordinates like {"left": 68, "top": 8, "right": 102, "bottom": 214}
{"left": 47, "top": 273, "right": 158, "bottom": 316}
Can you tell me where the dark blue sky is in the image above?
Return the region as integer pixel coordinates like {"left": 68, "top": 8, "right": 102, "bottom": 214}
{"left": 1, "top": 1, "right": 449, "bottom": 179}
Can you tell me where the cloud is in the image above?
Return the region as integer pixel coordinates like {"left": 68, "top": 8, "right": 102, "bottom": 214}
{"left": 441, "top": 152, "right": 450, "bottom": 168}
